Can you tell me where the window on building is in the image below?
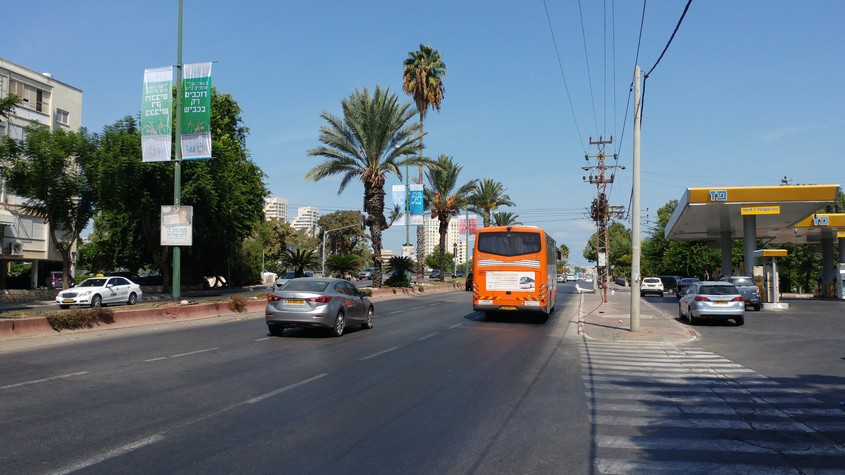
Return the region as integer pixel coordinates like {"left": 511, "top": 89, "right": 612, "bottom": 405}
{"left": 9, "top": 79, "right": 50, "bottom": 114}
{"left": 56, "top": 108, "right": 69, "bottom": 125}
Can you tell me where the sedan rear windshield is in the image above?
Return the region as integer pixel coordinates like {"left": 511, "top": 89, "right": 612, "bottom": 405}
{"left": 699, "top": 285, "right": 739, "bottom": 295}
{"left": 730, "top": 277, "right": 755, "bottom": 287}
{"left": 477, "top": 232, "right": 542, "bottom": 256}
{"left": 282, "top": 280, "right": 329, "bottom": 292}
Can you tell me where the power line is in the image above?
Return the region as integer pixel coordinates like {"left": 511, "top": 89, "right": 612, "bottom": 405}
{"left": 577, "top": 0, "right": 600, "bottom": 137}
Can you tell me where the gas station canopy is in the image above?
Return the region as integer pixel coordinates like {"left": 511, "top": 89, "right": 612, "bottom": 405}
{"left": 769, "top": 213, "right": 845, "bottom": 244}
{"left": 665, "top": 185, "right": 840, "bottom": 241}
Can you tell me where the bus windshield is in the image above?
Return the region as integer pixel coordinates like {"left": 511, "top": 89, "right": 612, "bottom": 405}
{"left": 476, "top": 231, "right": 541, "bottom": 257}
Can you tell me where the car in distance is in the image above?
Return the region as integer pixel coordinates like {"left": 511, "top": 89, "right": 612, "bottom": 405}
{"left": 357, "top": 268, "right": 374, "bottom": 280}
{"left": 56, "top": 276, "right": 142, "bottom": 309}
{"left": 678, "top": 281, "right": 745, "bottom": 326}
{"left": 429, "top": 269, "right": 442, "bottom": 280}
{"left": 640, "top": 277, "right": 664, "bottom": 297}
{"left": 566, "top": 274, "right": 577, "bottom": 282}
{"left": 275, "top": 270, "right": 315, "bottom": 289}
{"left": 265, "top": 277, "right": 374, "bottom": 337}
{"left": 719, "top": 275, "right": 761, "bottom": 311}
{"left": 676, "top": 277, "right": 701, "bottom": 298}
{"left": 659, "top": 275, "right": 680, "bottom": 294}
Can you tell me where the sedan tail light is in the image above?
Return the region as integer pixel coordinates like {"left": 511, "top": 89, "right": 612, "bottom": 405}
{"left": 305, "top": 296, "right": 332, "bottom": 303}
{"left": 267, "top": 294, "right": 283, "bottom": 302}
{"left": 694, "top": 296, "right": 710, "bottom": 302}
{"left": 731, "top": 296, "right": 744, "bottom": 302}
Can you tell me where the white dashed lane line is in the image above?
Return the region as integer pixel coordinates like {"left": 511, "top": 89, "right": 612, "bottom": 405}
{"left": 0, "top": 371, "right": 90, "bottom": 391}
{"left": 143, "top": 347, "right": 219, "bottom": 363}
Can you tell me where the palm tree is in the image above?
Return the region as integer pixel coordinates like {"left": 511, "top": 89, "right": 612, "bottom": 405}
{"left": 280, "top": 248, "right": 321, "bottom": 277}
{"left": 424, "top": 155, "right": 477, "bottom": 282}
{"left": 385, "top": 255, "right": 416, "bottom": 286}
{"left": 492, "top": 211, "right": 521, "bottom": 226}
{"left": 325, "top": 254, "right": 361, "bottom": 278}
{"left": 468, "top": 178, "right": 515, "bottom": 227}
{"left": 403, "top": 44, "right": 446, "bottom": 281}
{"left": 306, "top": 87, "right": 427, "bottom": 287}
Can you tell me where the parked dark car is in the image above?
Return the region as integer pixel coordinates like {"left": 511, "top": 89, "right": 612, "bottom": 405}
{"left": 44, "top": 271, "right": 73, "bottom": 289}
{"left": 676, "top": 277, "right": 701, "bottom": 298}
{"left": 465, "top": 272, "right": 473, "bottom": 291}
{"left": 429, "top": 269, "right": 442, "bottom": 279}
{"left": 659, "top": 275, "right": 681, "bottom": 294}
{"left": 719, "top": 275, "right": 762, "bottom": 311}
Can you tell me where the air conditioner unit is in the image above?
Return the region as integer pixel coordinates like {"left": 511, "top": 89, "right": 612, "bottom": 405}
{"left": 11, "top": 242, "right": 23, "bottom": 256}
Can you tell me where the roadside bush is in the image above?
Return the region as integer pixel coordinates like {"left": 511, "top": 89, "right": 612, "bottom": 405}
{"left": 384, "top": 275, "right": 410, "bottom": 288}
{"left": 417, "top": 285, "right": 425, "bottom": 293}
{"left": 360, "top": 288, "right": 373, "bottom": 297}
{"left": 46, "top": 308, "right": 114, "bottom": 331}
{"left": 227, "top": 295, "right": 248, "bottom": 313}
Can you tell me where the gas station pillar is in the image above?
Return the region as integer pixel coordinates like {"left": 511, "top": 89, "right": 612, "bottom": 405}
{"left": 720, "top": 231, "right": 732, "bottom": 278}
{"left": 743, "top": 215, "right": 756, "bottom": 277}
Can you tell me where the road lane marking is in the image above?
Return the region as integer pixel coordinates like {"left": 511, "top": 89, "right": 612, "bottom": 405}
{"left": 418, "top": 332, "right": 439, "bottom": 341}
{"left": 410, "top": 306, "right": 426, "bottom": 310}
{"left": 1, "top": 371, "right": 89, "bottom": 391}
{"left": 254, "top": 337, "right": 273, "bottom": 341}
{"left": 387, "top": 310, "right": 403, "bottom": 315}
{"left": 360, "top": 346, "right": 400, "bottom": 361}
{"left": 50, "top": 434, "right": 165, "bottom": 475}
{"left": 447, "top": 323, "right": 463, "bottom": 329}
{"left": 144, "top": 348, "right": 219, "bottom": 362}
{"left": 245, "top": 373, "right": 328, "bottom": 404}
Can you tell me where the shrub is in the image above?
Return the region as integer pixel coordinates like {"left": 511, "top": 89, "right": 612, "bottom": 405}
{"left": 227, "top": 295, "right": 248, "bottom": 313}
{"left": 46, "top": 308, "right": 114, "bottom": 331}
{"left": 417, "top": 285, "right": 425, "bottom": 293}
{"left": 360, "top": 288, "right": 373, "bottom": 297}
{"left": 384, "top": 275, "right": 410, "bottom": 288}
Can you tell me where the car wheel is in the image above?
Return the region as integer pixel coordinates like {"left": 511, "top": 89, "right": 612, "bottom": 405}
{"left": 91, "top": 295, "right": 102, "bottom": 308}
{"left": 127, "top": 292, "right": 138, "bottom": 305}
{"left": 59, "top": 305, "right": 70, "bottom": 310}
{"left": 361, "top": 306, "right": 374, "bottom": 329}
{"left": 331, "top": 312, "right": 345, "bottom": 337}
{"left": 268, "top": 326, "right": 284, "bottom": 337}
{"left": 640, "top": 292, "right": 645, "bottom": 297}
{"left": 659, "top": 292, "right": 664, "bottom": 297}
{"left": 735, "top": 316, "right": 745, "bottom": 326}
{"left": 678, "top": 304, "right": 684, "bottom": 319}
{"left": 687, "top": 311, "right": 697, "bottom": 325}
{"left": 753, "top": 304, "right": 761, "bottom": 311}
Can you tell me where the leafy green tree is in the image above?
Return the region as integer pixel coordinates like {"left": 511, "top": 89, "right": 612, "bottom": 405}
{"left": 583, "top": 221, "right": 633, "bottom": 276}
{"left": 469, "top": 178, "right": 515, "bottom": 227}
{"left": 306, "top": 86, "right": 426, "bottom": 287}
{"left": 492, "top": 211, "right": 521, "bottom": 226}
{"left": 325, "top": 254, "right": 360, "bottom": 278}
{"left": 3, "top": 125, "right": 96, "bottom": 289}
{"left": 424, "top": 155, "right": 477, "bottom": 281}
{"left": 280, "top": 248, "right": 320, "bottom": 277}
{"left": 403, "top": 44, "right": 446, "bottom": 281}
{"left": 318, "top": 210, "right": 368, "bottom": 255}
{"left": 424, "top": 245, "right": 455, "bottom": 273}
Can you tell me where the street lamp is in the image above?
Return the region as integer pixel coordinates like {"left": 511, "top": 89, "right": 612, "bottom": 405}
{"left": 401, "top": 145, "right": 410, "bottom": 246}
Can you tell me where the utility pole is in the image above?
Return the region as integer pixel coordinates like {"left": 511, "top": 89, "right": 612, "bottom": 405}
{"left": 631, "top": 65, "right": 642, "bottom": 332}
{"left": 583, "top": 136, "right": 625, "bottom": 302}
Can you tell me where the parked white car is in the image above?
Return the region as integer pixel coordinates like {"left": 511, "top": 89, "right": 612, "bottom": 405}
{"left": 640, "top": 277, "right": 664, "bottom": 297}
{"left": 56, "top": 276, "right": 143, "bottom": 309}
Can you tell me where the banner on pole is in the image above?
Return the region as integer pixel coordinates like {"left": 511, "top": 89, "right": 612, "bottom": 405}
{"left": 392, "top": 184, "right": 406, "bottom": 226}
{"left": 161, "top": 205, "right": 193, "bottom": 246}
{"left": 457, "top": 217, "right": 477, "bottom": 238}
{"left": 181, "top": 62, "right": 213, "bottom": 160}
{"left": 409, "top": 184, "right": 424, "bottom": 225}
{"left": 141, "top": 66, "right": 173, "bottom": 162}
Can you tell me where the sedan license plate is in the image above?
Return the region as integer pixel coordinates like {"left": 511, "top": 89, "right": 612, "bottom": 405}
{"left": 62, "top": 298, "right": 74, "bottom": 303}
{"left": 713, "top": 301, "right": 728, "bottom": 305}
{"left": 284, "top": 299, "right": 305, "bottom": 305}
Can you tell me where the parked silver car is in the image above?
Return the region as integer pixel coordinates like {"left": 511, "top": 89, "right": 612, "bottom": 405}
{"left": 678, "top": 281, "right": 745, "bottom": 326}
{"left": 265, "top": 277, "right": 374, "bottom": 337}
{"left": 719, "top": 275, "right": 761, "bottom": 311}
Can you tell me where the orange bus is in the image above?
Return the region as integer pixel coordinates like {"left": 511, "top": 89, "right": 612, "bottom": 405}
{"left": 471, "top": 225, "right": 559, "bottom": 318}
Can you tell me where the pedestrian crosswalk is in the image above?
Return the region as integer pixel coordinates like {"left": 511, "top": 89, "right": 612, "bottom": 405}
{"left": 580, "top": 341, "right": 845, "bottom": 474}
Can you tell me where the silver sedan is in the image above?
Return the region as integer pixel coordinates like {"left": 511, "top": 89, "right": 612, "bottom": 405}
{"left": 678, "top": 281, "right": 745, "bottom": 326}
{"left": 265, "top": 277, "right": 374, "bottom": 337}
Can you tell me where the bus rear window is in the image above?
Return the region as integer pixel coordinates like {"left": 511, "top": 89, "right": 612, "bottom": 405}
{"left": 477, "top": 232, "right": 541, "bottom": 256}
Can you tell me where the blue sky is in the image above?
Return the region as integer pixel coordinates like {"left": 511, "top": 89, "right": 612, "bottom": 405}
{"left": 4, "top": 1, "right": 844, "bottom": 267}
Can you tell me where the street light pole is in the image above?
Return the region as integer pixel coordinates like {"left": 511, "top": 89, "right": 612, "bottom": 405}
{"left": 321, "top": 222, "right": 362, "bottom": 277}
{"left": 453, "top": 241, "right": 457, "bottom": 276}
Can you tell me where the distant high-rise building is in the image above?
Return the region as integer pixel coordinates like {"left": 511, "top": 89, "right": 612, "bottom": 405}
{"left": 422, "top": 215, "right": 476, "bottom": 266}
{"left": 263, "top": 197, "right": 288, "bottom": 222}
{"left": 291, "top": 206, "right": 320, "bottom": 237}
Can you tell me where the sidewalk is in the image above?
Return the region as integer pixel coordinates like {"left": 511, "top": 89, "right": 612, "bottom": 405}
{"left": 576, "top": 282, "right": 698, "bottom": 343}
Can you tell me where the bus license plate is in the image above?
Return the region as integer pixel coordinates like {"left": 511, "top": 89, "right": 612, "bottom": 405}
{"left": 524, "top": 301, "right": 541, "bottom": 307}
{"left": 499, "top": 306, "right": 518, "bottom": 311}
{"left": 478, "top": 300, "right": 493, "bottom": 305}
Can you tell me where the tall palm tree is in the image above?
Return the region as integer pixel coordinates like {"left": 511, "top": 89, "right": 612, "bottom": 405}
{"left": 468, "top": 178, "right": 515, "bottom": 227}
{"left": 492, "top": 211, "right": 521, "bottom": 226}
{"left": 280, "top": 248, "right": 321, "bottom": 277}
{"left": 306, "top": 87, "right": 426, "bottom": 287}
{"left": 403, "top": 44, "right": 446, "bottom": 280}
{"left": 425, "top": 155, "right": 477, "bottom": 282}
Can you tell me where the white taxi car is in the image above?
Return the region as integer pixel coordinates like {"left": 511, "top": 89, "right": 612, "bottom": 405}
{"left": 56, "top": 276, "right": 143, "bottom": 309}
{"left": 640, "top": 277, "right": 664, "bottom": 297}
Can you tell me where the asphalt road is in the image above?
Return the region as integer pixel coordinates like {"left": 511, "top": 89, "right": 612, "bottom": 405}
{"left": 3, "top": 285, "right": 844, "bottom": 474}
{"left": 0, "top": 287, "right": 592, "bottom": 474}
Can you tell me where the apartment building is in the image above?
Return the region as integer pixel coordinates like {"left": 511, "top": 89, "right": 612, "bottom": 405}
{"left": 0, "top": 58, "right": 83, "bottom": 288}
{"left": 422, "top": 215, "right": 476, "bottom": 266}
{"left": 291, "top": 206, "right": 320, "bottom": 237}
{"left": 263, "top": 197, "right": 288, "bottom": 222}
